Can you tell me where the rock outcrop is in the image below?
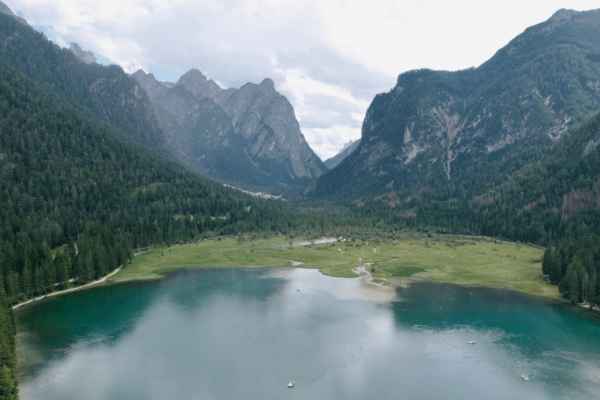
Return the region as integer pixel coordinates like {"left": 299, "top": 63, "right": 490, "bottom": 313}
{"left": 135, "top": 71, "right": 268, "bottom": 185}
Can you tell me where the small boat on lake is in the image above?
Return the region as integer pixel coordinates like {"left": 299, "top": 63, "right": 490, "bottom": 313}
{"left": 522, "top": 375, "right": 529, "bottom": 381}
{"left": 469, "top": 341, "right": 476, "bottom": 345}
{"left": 288, "top": 380, "right": 295, "bottom": 388}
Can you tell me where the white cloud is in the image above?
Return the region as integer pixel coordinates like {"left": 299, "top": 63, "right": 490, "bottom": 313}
{"left": 303, "top": 126, "right": 362, "bottom": 161}
{"left": 274, "top": 66, "right": 369, "bottom": 109}
{"left": 6, "top": 0, "right": 600, "bottom": 158}
{"left": 351, "top": 112, "right": 364, "bottom": 123}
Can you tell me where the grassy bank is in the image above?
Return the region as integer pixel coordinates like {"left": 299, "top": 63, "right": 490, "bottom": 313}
{"left": 109, "top": 234, "right": 559, "bottom": 299}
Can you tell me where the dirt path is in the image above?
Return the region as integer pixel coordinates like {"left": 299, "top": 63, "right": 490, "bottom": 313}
{"left": 12, "top": 266, "right": 122, "bottom": 310}
{"left": 11, "top": 248, "right": 161, "bottom": 310}
{"left": 351, "top": 263, "right": 383, "bottom": 285}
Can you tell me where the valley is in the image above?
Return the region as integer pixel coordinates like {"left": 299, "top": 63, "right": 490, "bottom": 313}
{"left": 1, "top": 2, "right": 600, "bottom": 399}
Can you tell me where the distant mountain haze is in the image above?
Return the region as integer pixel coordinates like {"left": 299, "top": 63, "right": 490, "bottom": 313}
{"left": 308, "top": 8, "right": 600, "bottom": 198}
{"left": 133, "top": 68, "right": 327, "bottom": 189}
{"left": 324, "top": 139, "right": 361, "bottom": 169}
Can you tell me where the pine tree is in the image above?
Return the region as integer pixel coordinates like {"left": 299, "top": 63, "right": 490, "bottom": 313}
{"left": 21, "top": 261, "right": 32, "bottom": 298}
{"left": 0, "top": 365, "right": 18, "bottom": 400}
{"left": 33, "top": 266, "right": 45, "bottom": 295}
{"left": 565, "top": 256, "right": 582, "bottom": 304}
{"left": 0, "top": 274, "right": 5, "bottom": 302}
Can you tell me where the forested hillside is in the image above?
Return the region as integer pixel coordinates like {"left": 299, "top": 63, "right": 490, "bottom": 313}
{"left": 0, "top": 58, "right": 347, "bottom": 397}
{"left": 0, "top": 12, "right": 166, "bottom": 153}
{"left": 0, "top": 59, "right": 323, "bottom": 300}
{"left": 0, "top": 291, "right": 16, "bottom": 399}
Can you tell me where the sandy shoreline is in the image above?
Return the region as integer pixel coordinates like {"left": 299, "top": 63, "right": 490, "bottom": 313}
{"left": 331, "top": 264, "right": 399, "bottom": 301}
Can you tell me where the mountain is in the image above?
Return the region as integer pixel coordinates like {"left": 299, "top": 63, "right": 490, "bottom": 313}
{"left": 205, "top": 75, "right": 326, "bottom": 183}
{"left": 132, "top": 70, "right": 273, "bottom": 187}
{"left": 0, "top": 0, "right": 27, "bottom": 25}
{"left": 309, "top": 8, "right": 600, "bottom": 199}
{"left": 69, "top": 42, "right": 97, "bottom": 64}
{"left": 133, "top": 68, "right": 327, "bottom": 189}
{"left": 343, "top": 107, "right": 600, "bottom": 303}
{"left": 324, "top": 139, "right": 361, "bottom": 169}
{"left": 0, "top": 8, "right": 166, "bottom": 154}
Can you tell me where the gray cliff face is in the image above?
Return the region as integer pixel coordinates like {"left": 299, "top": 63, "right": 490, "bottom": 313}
{"left": 324, "top": 139, "right": 361, "bottom": 170}
{"left": 136, "top": 69, "right": 326, "bottom": 188}
{"left": 311, "top": 8, "right": 600, "bottom": 198}
{"left": 133, "top": 70, "right": 270, "bottom": 187}
{"left": 212, "top": 78, "right": 326, "bottom": 181}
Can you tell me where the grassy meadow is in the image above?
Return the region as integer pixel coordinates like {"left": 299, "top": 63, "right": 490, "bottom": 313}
{"left": 109, "top": 234, "right": 559, "bottom": 299}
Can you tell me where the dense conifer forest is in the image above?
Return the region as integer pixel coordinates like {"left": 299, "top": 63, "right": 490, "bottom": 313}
{"left": 2, "top": 6, "right": 600, "bottom": 399}
{"left": 0, "top": 13, "right": 165, "bottom": 153}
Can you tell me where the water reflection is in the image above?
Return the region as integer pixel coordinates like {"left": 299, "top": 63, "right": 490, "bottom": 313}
{"left": 16, "top": 268, "right": 600, "bottom": 399}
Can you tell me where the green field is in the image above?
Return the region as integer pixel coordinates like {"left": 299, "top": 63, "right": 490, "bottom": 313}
{"left": 109, "top": 234, "right": 559, "bottom": 299}
{"left": 111, "top": 238, "right": 290, "bottom": 281}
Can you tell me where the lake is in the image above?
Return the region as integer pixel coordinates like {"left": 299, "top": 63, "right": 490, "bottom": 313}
{"left": 16, "top": 267, "right": 600, "bottom": 399}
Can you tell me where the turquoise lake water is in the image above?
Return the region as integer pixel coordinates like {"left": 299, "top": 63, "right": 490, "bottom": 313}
{"left": 15, "top": 267, "right": 600, "bottom": 399}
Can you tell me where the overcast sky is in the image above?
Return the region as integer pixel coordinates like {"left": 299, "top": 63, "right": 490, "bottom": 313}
{"left": 6, "top": 0, "right": 600, "bottom": 160}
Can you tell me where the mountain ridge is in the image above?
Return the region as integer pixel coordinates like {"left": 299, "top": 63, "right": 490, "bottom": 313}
{"left": 133, "top": 68, "right": 327, "bottom": 189}
{"left": 308, "top": 8, "right": 600, "bottom": 199}
{"left": 324, "top": 139, "right": 361, "bottom": 169}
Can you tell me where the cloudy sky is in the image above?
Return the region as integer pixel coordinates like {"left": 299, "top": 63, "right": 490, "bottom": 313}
{"left": 6, "top": 0, "right": 600, "bottom": 160}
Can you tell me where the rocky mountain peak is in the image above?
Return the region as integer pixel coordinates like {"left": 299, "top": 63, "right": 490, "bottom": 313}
{"left": 324, "top": 139, "right": 361, "bottom": 170}
{"left": 258, "top": 77, "right": 274, "bottom": 90}
{"left": 540, "top": 8, "right": 600, "bottom": 35}
{"left": 176, "top": 68, "right": 222, "bottom": 99}
{"left": 550, "top": 8, "right": 578, "bottom": 21}
{"left": 131, "top": 69, "right": 169, "bottom": 100}
{"left": 134, "top": 67, "right": 326, "bottom": 187}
